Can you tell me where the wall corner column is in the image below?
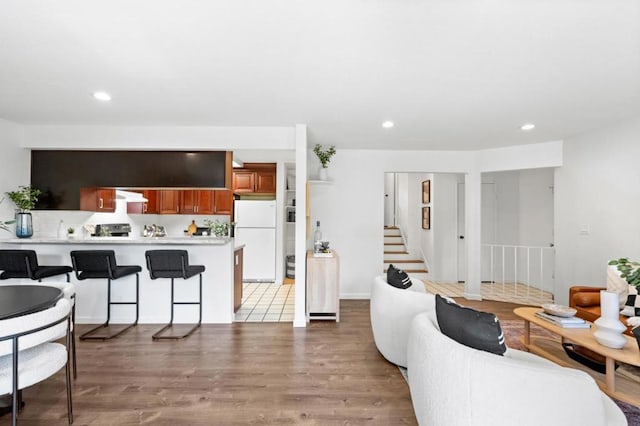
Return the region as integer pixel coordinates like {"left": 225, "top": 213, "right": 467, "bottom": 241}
{"left": 293, "top": 124, "right": 308, "bottom": 327}
{"left": 464, "top": 170, "right": 482, "bottom": 300}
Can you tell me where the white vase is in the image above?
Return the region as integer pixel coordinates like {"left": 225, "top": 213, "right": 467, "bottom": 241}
{"left": 593, "top": 290, "right": 627, "bottom": 349}
{"left": 318, "top": 167, "right": 328, "bottom": 181}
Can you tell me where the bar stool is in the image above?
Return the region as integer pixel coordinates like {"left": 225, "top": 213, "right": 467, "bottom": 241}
{"left": 145, "top": 250, "right": 204, "bottom": 340}
{"left": 0, "top": 249, "right": 78, "bottom": 378}
{"left": 70, "top": 250, "right": 141, "bottom": 340}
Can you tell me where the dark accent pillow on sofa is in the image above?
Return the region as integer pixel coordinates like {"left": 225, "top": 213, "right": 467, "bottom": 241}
{"left": 386, "top": 264, "right": 412, "bottom": 289}
{"left": 435, "top": 294, "right": 506, "bottom": 355}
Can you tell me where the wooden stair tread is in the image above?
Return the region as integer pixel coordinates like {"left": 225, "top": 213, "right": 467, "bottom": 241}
{"left": 384, "top": 243, "right": 405, "bottom": 246}
{"left": 383, "top": 268, "right": 428, "bottom": 273}
{"left": 384, "top": 226, "right": 399, "bottom": 229}
{"left": 384, "top": 251, "right": 408, "bottom": 254}
{"left": 384, "top": 259, "right": 423, "bottom": 263}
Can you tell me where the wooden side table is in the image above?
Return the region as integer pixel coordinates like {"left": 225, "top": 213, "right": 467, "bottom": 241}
{"left": 306, "top": 250, "right": 339, "bottom": 321}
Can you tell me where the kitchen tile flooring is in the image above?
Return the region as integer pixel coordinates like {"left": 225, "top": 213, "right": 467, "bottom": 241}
{"left": 234, "top": 283, "right": 295, "bottom": 322}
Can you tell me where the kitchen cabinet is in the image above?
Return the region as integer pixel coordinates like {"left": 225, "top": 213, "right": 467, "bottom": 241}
{"left": 126, "top": 190, "right": 158, "bottom": 214}
{"left": 181, "top": 190, "right": 215, "bottom": 215}
{"left": 214, "top": 190, "right": 233, "bottom": 215}
{"left": 306, "top": 250, "right": 340, "bottom": 322}
{"left": 232, "top": 171, "right": 255, "bottom": 193}
{"left": 158, "top": 190, "right": 181, "bottom": 214}
{"left": 256, "top": 170, "right": 276, "bottom": 193}
{"left": 234, "top": 246, "right": 244, "bottom": 312}
{"left": 80, "top": 188, "right": 116, "bottom": 212}
{"left": 232, "top": 164, "right": 276, "bottom": 194}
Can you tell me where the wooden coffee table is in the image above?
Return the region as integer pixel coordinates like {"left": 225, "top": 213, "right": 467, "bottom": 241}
{"left": 514, "top": 307, "right": 640, "bottom": 406}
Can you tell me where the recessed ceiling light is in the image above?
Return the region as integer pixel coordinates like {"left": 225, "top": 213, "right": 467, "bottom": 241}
{"left": 520, "top": 123, "right": 535, "bottom": 131}
{"left": 382, "top": 121, "right": 394, "bottom": 129}
{"left": 93, "top": 91, "right": 112, "bottom": 101}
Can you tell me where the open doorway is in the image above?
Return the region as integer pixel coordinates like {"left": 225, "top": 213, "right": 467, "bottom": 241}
{"left": 383, "top": 169, "right": 556, "bottom": 305}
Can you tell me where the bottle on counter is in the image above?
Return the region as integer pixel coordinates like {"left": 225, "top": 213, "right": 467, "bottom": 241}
{"left": 57, "top": 219, "right": 65, "bottom": 239}
{"left": 313, "top": 220, "right": 322, "bottom": 253}
{"left": 187, "top": 220, "right": 197, "bottom": 236}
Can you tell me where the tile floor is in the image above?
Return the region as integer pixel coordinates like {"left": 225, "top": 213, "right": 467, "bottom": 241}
{"left": 423, "top": 280, "right": 554, "bottom": 306}
{"left": 234, "top": 283, "right": 295, "bottom": 322}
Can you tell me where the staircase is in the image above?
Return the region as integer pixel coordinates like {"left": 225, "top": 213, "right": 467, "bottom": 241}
{"left": 383, "top": 227, "right": 429, "bottom": 281}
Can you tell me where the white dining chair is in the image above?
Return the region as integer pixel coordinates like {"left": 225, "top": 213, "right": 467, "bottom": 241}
{"left": 0, "top": 298, "right": 73, "bottom": 425}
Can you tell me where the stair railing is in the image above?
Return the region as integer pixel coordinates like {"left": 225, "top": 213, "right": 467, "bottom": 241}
{"left": 481, "top": 244, "right": 555, "bottom": 305}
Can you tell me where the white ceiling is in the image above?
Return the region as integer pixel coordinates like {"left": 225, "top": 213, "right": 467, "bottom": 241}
{"left": 1, "top": 0, "right": 639, "bottom": 150}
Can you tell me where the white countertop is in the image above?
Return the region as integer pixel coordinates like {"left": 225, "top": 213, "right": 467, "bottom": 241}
{"left": 0, "top": 236, "right": 234, "bottom": 245}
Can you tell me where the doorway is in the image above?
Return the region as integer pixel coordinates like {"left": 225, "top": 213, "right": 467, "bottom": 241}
{"left": 456, "top": 182, "right": 497, "bottom": 283}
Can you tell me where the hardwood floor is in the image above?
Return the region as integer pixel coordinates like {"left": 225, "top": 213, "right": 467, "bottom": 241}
{"left": 15, "top": 299, "right": 523, "bottom": 425}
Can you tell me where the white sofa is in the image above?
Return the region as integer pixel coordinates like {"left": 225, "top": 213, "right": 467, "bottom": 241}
{"left": 370, "top": 275, "right": 435, "bottom": 368}
{"left": 407, "top": 311, "right": 627, "bottom": 426}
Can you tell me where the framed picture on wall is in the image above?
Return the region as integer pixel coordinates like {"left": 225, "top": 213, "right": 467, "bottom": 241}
{"left": 422, "top": 180, "right": 431, "bottom": 204}
{"left": 422, "top": 206, "right": 431, "bottom": 229}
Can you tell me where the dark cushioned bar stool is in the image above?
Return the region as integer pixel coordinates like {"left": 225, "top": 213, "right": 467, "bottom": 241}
{"left": 0, "top": 249, "right": 78, "bottom": 378}
{"left": 70, "top": 250, "right": 141, "bottom": 340}
{"left": 145, "top": 250, "right": 204, "bottom": 340}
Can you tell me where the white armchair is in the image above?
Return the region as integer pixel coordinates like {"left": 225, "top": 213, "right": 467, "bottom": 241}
{"left": 407, "top": 311, "right": 627, "bottom": 426}
{"left": 370, "top": 275, "right": 435, "bottom": 367}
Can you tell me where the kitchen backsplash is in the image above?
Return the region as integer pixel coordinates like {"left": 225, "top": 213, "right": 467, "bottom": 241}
{"left": 8, "top": 199, "right": 230, "bottom": 239}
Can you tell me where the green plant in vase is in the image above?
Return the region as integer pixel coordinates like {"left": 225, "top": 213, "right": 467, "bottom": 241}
{"left": 608, "top": 258, "right": 640, "bottom": 290}
{"left": 6, "top": 185, "right": 41, "bottom": 212}
{"left": 313, "top": 144, "right": 336, "bottom": 180}
{"left": 5, "top": 185, "right": 41, "bottom": 238}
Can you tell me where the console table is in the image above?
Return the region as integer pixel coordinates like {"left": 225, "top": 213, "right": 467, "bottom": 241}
{"left": 306, "top": 250, "right": 339, "bottom": 321}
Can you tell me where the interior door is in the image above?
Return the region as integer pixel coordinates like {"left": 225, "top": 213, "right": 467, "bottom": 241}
{"left": 457, "top": 182, "right": 496, "bottom": 283}
{"left": 384, "top": 173, "right": 396, "bottom": 227}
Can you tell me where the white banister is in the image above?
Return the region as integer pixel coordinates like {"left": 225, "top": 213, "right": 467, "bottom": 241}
{"left": 482, "top": 244, "right": 555, "bottom": 305}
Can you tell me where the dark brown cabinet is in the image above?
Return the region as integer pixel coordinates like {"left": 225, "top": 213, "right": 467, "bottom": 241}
{"left": 126, "top": 190, "right": 159, "bottom": 214}
{"left": 214, "top": 190, "right": 233, "bottom": 215}
{"left": 158, "top": 190, "right": 181, "bottom": 214}
{"left": 234, "top": 247, "right": 244, "bottom": 313}
{"left": 181, "top": 190, "right": 215, "bottom": 215}
{"left": 256, "top": 170, "right": 276, "bottom": 193}
{"left": 80, "top": 188, "right": 116, "bottom": 212}
{"left": 232, "top": 171, "right": 255, "bottom": 193}
{"left": 232, "top": 163, "right": 276, "bottom": 194}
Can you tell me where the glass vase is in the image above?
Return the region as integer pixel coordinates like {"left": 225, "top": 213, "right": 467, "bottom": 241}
{"left": 15, "top": 211, "right": 33, "bottom": 238}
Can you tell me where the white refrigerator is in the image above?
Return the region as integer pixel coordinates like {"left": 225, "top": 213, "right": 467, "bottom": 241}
{"left": 234, "top": 200, "right": 277, "bottom": 282}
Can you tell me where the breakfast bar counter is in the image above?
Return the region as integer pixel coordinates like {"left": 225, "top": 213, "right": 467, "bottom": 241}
{"left": 0, "top": 236, "right": 238, "bottom": 324}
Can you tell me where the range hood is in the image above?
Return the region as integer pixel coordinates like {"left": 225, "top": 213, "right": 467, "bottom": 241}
{"left": 115, "top": 190, "right": 148, "bottom": 202}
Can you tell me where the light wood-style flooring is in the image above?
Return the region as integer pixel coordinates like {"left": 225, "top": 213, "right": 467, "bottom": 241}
{"left": 14, "top": 299, "right": 523, "bottom": 425}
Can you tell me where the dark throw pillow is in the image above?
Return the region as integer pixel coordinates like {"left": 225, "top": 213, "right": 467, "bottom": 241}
{"left": 386, "top": 264, "right": 412, "bottom": 289}
{"left": 622, "top": 285, "right": 640, "bottom": 317}
{"left": 435, "top": 294, "right": 506, "bottom": 355}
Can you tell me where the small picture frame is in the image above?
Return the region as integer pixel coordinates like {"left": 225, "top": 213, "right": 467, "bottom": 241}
{"left": 422, "top": 180, "right": 431, "bottom": 204}
{"left": 422, "top": 206, "right": 431, "bottom": 230}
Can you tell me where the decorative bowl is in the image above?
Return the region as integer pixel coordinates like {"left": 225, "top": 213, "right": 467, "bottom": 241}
{"left": 542, "top": 304, "right": 577, "bottom": 318}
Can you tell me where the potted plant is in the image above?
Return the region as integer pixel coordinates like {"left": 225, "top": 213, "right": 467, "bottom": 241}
{"left": 204, "top": 219, "right": 230, "bottom": 237}
{"left": 67, "top": 227, "right": 75, "bottom": 238}
{"left": 313, "top": 144, "right": 336, "bottom": 180}
{"left": 608, "top": 258, "right": 640, "bottom": 289}
{"left": 5, "top": 185, "right": 41, "bottom": 238}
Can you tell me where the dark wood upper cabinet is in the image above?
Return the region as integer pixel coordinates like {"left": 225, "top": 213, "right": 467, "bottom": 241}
{"left": 214, "top": 190, "right": 233, "bottom": 215}
{"left": 256, "top": 170, "right": 276, "bottom": 193}
{"left": 181, "top": 190, "right": 215, "bottom": 215}
{"left": 158, "top": 190, "right": 181, "bottom": 214}
{"left": 232, "top": 171, "right": 255, "bottom": 193}
{"left": 232, "top": 163, "right": 276, "bottom": 194}
{"left": 80, "top": 188, "right": 116, "bottom": 212}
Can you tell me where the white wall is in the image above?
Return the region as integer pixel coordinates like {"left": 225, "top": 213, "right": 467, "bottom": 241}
{"left": 396, "top": 173, "right": 409, "bottom": 244}
{"left": 519, "top": 168, "right": 554, "bottom": 247}
{"left": 555, "top": 117, "right": 640, "bottom": 305}
{"left": 0, "top": 119, "right": 28, "bottom": 236}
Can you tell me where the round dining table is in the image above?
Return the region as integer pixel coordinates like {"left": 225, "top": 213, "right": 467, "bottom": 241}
{"left": 0, "top": 285, "right": 63, "bottom": 320}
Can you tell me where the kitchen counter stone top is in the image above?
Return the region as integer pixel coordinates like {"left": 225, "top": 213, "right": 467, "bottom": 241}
{"left": 1, "top": 236, "right": 234, "bottom": 245}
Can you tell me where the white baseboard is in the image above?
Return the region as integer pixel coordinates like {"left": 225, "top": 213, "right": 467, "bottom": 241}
{"left": 340, "top": 293, "right": 370, "bottom": 299}
{"left": 463, "top": 292, "right": 482, "bottom": 301}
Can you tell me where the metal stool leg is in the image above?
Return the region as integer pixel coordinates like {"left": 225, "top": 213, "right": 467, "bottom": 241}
{"left": 80, "top": 274, "right": 139, "bottom": 340}
{"left": 153, "top": 274, "right": 202, "bottom": 340}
